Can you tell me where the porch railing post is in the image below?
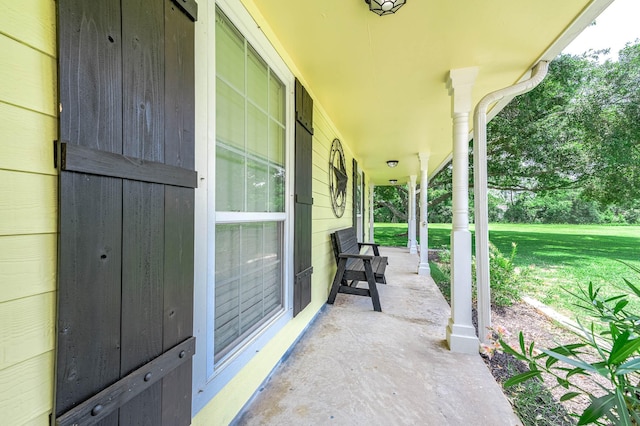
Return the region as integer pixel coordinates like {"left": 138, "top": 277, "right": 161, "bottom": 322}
{"left": 445, "top": 67, "right": 480, "bottom": 354}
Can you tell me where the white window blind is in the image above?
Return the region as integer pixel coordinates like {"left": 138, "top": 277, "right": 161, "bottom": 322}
{"left": 214, "top": 8, "right": 287, "bottom": 362}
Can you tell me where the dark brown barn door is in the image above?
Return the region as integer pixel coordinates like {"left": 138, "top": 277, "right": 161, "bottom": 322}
{"left": 54, "top": 1, "right": 197, "bottom": 425}
{"left": 293, "top": 79, "right": 313, "bottom": 316}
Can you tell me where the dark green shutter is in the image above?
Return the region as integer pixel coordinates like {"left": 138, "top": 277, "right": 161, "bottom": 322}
{"left": 352, "top": 159, "right": 358, "bottom": 232}
{"left": 362, "top": 171, "right": 366, "bottom": 239}
{"left": 54, "top": 1, "right": 197, "bottom": 425}
{"left": 293, "top": 79, "right": 313, "bottom": 316}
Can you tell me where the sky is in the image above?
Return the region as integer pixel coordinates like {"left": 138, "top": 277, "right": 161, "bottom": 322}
{"left": 562, "top": 0, "right": 640, "bottom": 60}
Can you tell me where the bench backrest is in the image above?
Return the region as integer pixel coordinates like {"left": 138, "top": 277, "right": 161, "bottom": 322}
{"left": 331, "top": 228, "right": 360, "bottom": 266}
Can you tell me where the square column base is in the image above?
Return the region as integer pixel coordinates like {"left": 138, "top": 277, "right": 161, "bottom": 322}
{"left": 446, "top": 321, "right": 479, "bottom": 354}
{"left": 418, "top": 264, "right": 430, "bottom": 276}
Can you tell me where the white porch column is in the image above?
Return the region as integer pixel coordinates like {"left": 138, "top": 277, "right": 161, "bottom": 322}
{"left": 446, "top": 67, "right": 479, "bottom": 354}
{"left": 408, "top": 175, "right": 418, "bottom": 254}
{"left": 406, "top": 181, "right": 412, "bottom": 249}
{"left": 369, "top": 183, "right": 375, "bottom": 242}
{"left": 418, "top": 153, "right": 430, "bottom": 275}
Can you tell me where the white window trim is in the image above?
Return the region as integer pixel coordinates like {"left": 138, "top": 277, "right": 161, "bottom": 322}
{"left": 215, "top": 211, "right": 287, "bottom": 223}
{"left": 192, "top": 0, "right": 296, "bottom": 414}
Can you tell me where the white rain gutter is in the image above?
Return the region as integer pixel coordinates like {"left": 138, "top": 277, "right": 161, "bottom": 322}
{"left": 473, "top": 61, "right": 550, "bottom": 343}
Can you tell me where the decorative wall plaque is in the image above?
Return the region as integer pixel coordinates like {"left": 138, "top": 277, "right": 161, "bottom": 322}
{"left": 329, "top": 138, "right": 347, "bottom": 218}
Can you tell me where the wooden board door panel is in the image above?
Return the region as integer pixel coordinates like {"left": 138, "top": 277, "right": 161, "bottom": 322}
{"left": 55, "top": 1, "right": 196, "bottom": 424}
{"left": 293, "top": 79, "right": 313, "bottom": 316}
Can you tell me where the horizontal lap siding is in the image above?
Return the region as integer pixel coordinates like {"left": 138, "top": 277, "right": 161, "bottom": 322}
{"left": 311, "top": 105, "right": 355, "bottom": 302}
{"left": 0, "top": 0, "right": 57, "bottom": 424}
{"left": 189, "top": 2, "right": 371, "bottom": 424}
{"left": 0, "top": 35, "right": 56, "bottom": 116}
{"left": 0, "top": 352, "right": 54, "bottom": 424}
{"left": 194, "top": 95, "right": 363, "bottom": 426}
{"left": 0, "top": 0, "right": 56, "bottom": 56}
{"left": 0, "top": 171, "right": 57, "bottom": 235}
{"left": 0, "top": 293, "right": 56, "bottom": 371}
{"left": 0, "top": 234, "right": 56, "bottom": 303}
{"left": 0, "top": 103, "right": 57, "bottom": 175}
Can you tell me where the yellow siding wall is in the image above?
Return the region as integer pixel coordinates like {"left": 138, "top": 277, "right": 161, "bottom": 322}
{"left": 0, "top": 0, "right": 57, "bottom": 424}
{"left": 192, "top": 1, "right": 371, "bottom": 424}
{"left": 193, "top": 104, "right": 362, "bottom": 426}
{"left": 310, "top": 109, "right": 358, "bottom": 296}
{"left": 0, "top": 0, "right": 371, "bottom": 424}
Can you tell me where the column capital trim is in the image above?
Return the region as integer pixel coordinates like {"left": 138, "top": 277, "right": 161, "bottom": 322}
{"left": 446, "top": 66, "right": 479, "bottom": 91}
{"left": 447, "top": 66, "right": 479, "bottom": 115}
{"left": 418, "top": 152, "right": 430, "bottom": 169}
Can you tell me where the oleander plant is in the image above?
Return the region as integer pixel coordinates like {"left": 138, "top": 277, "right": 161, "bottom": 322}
{"left": 499, "top": 263, "right": 640, "bottom": 425}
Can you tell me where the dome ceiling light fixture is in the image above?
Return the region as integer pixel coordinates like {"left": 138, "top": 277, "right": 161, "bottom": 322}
{"left": 386, "top": 160, "right": 399, "bottom": 168}
{"left": 389, "top": 179, "right": 398, "bottom": 185}
{"left": 364, "top": 0, "right": 406, "bottom": 16}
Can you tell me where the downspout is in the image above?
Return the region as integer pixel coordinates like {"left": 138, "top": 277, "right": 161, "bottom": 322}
{"left": 473, "top": 61, "right": 549, "bottom": 343}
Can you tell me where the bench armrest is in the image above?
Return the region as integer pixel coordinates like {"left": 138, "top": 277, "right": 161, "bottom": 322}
{"left": 358, "top": 242, "right": 380, "bottom": 256}
{"left": 338, "top": 253, "right": 373, "bottom": 260}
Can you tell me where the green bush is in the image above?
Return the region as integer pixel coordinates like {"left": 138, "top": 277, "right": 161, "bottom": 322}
{"left": 500, "top": 264, "right": 640, "bottom": 425}
{"left": 472, "top": 242, "right": 522, "bottom": 307}
{"left": 431, "top": 242, "right": 523, "bottom": 308}
{"left": 623, "top": 209, "right": 640, "bottom": 224}
{"left": 504, "top": 200, "right": 538, "bottom": 223}
{"left": 489, "top": 242, "right": 522, "bottom": 306}
{"left": 501, "top": 191, "right": 605, "bottom": 225}
{"left": 430, "top": 249, "right": 451, "bottom": 303}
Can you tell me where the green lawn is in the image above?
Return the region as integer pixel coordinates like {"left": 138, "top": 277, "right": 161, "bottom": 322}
{"left": 374, "top": 222, "right": 640, "bottom": 318}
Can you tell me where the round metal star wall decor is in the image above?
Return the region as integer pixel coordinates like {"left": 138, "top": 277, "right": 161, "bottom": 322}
{"left": 329, "top": 138, "right": 348, "bottom": 218}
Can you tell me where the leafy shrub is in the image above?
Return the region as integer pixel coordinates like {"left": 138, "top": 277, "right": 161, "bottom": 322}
{"left": 473, "top": 242, "right": 522, "bottom": 307}
{"left": 499, "top": 264, "right": 640, "bottom": 425}
{"left": 504, "top": 201, "right": 538, "bottom": 223}
{"left": 623, "top": 209, "right": 640, "bottom": 224}
{"left": 489, "top": 242, "right": 522, "bottom": 306}
{"left": 433, "top": 243, "right": 523, "bottom": 308}
{"left": 500, "top": 191, "right": 606, "bottom": 225}
{"left": 430, "top": 248, "right": 451, "bottom": 303}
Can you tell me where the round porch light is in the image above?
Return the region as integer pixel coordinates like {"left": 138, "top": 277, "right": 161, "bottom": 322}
{"left": 365, "top": 0, "right": 406, "bottom": 16}
{"left": 389, "top": 179, "right": 398, "bottom": 185}
{"left": 386, "top": 160, "right": 399, "bottom": 168}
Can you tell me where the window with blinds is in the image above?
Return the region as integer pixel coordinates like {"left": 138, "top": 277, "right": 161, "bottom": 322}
{"left": 214, "top": 8, "right": 287, "bottom": 362}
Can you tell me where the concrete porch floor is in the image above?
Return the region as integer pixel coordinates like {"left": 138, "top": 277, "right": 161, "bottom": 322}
{"left": 236, "top": 247, "right": 522, "bottom": 425}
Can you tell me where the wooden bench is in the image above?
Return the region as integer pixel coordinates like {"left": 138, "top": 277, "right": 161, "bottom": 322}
{"left": 327, "top": 228, "right": 388, "bottom": 312}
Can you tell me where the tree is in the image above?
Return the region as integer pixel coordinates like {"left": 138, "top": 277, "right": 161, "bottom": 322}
{"left": 374, "top": 185, "right": 408, "bottom": 223}
{"left": 375, "top": 44, "right": 640, "bottom": 223}
{"left": 482, "top": 53, "right": 598, "bottom": 193}
{"left": 373, "top": 166, "right": 456, "bottom": 224}
{"left": 485, "top": 45, "right": 640, "bottom": 208}
{"left": 410, "top": 54, "right": 601, "bottom": 223}
{"left": 581, "top": 42, "right": 640, "bottom": 206}
{"left": 427, "top": 165, "right": 454, "bottom": 223}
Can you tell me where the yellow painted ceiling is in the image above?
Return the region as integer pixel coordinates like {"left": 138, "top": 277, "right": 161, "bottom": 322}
{"left": 246, "top": 0, "right": 609, "bottom": 184}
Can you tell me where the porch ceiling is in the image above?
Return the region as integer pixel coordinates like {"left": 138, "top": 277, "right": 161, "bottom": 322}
{"left": 246, "top": 0, "right": 611, "bottom": 184}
